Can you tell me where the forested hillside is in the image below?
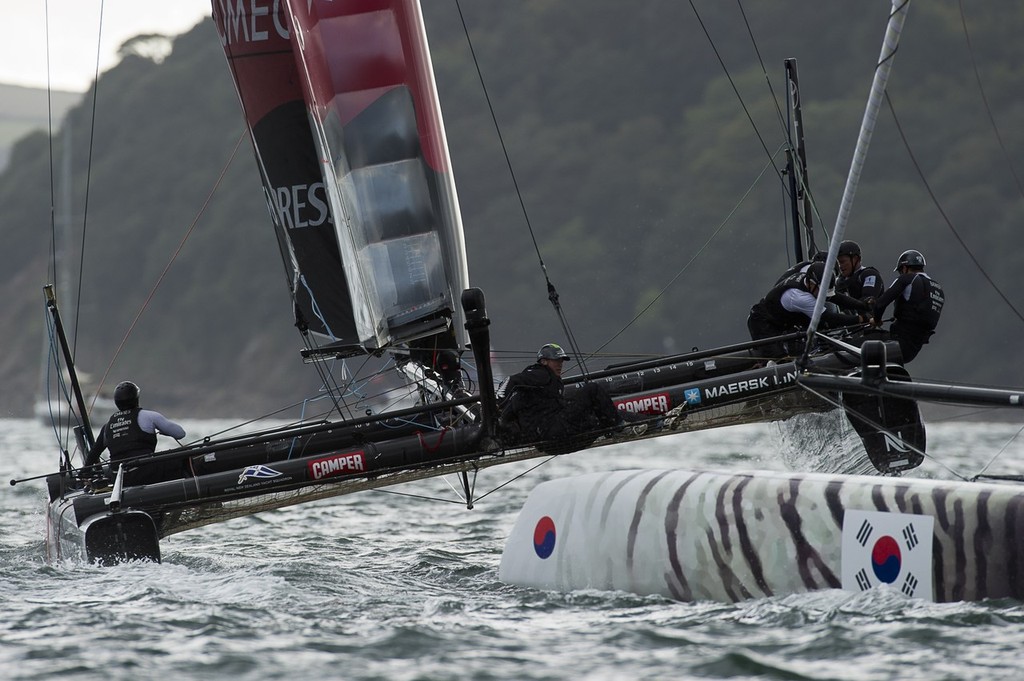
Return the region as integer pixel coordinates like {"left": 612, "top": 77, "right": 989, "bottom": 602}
{"left": 2, "top": 2, "right": 1023, "bottom": 418}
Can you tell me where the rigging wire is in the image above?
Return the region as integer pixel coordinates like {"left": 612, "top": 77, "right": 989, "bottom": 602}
{"left": 73, "top": 0, "right": 107, "bottom": 357}
{"left": 797, "top": 380, "right": 969, "bottom": 482}
{"left": 453, "top": 0, "right": 588, "bottom": 375}
{"left": 735, "top": 0, "right": 829, "bottom": 251}
{"left": 91, "top": 132, "right": 247, "bottom": 409}
{"left": 592, "top": 145, "right": 785, "bottom": 356}
{"left": 958, "top": 0, "right": 1024, "bottom": 202}
{"left": 972, "top": 422, "right": 1024, "bottom": 481}
{"left": 687, "top": 1, "right": 788, "bottom": 197}
{"left": 42, "top": 0, "right": 65, "bottom": 444}
{"left": 884, "top": 92, "right": 1024, "bottom": 326}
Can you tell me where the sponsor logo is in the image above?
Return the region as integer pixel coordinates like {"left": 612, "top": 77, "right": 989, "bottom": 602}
{"left": 237, "top": 464, "right": 283, "bottom": 485}
{"left": 616, "top": 393, "right": 670, "bottom": 415}
{"left": 533, "top": 516, "right": 556, "bottom": 559}
{"left": 684, "top": 388, "right": 702, "bottom": 405}
{"left": 704, "top": 376, "right": 770, "bottom": 399}
{"left": 265, "top": 182, "right": 331, "bottom": 229}
{"left": 213, "top": 0, "right": 289, "bottom": 45}
{"left": 883, "top": 431, "right": 910, "bottom": 453}
{"left": 841, "top": 510, "right": 934, "bottom": 600}
{"left": 308, "top": 451, "right": 367, "bottom": 480}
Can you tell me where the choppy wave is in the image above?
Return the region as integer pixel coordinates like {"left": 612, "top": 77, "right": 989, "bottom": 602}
{"left": 4, "top": 418, "right": 1024, "bottom": 680}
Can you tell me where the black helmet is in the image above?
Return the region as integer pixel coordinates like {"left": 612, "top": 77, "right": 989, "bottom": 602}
{"left": 811, "top": 250, "right": 829, "bottom": 262}
{"left": 113, "top": 381, "right": 140, "bottom": 410}
{"left": 838, "top": 240, "right": 861, "bottom": 257}
{"left": 804, "top": 261, "right": 835, "bottom": 289}
{"left": 894, "top": 249, "right": 926, "bottom": 271}
{"left": 537, "top": 343, "right": 570, "bottom": 361}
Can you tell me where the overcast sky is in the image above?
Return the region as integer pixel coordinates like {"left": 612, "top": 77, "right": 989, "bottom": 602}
{"left": 2, "top": 1, "right": 212, "bottom": 92}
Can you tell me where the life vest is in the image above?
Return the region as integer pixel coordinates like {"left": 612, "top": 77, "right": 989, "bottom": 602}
{"left": 837, "top": 265, "right": 884, "bottom": 300}
{"left": 752, "top": 278, "right": 810, "bottom": 330}
{"left": 895, "top": 273, "right": 944, "bottom": 332}
{"left": 103, "top": 408, "right": 157, "bottom": 463}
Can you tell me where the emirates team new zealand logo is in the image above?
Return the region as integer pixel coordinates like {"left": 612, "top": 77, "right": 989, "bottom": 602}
{"left": 841, "top": 510, "right": 934, "bottom": 600}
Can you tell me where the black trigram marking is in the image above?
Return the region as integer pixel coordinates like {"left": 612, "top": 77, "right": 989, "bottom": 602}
{"left": 902, "top": 523, "right": 919, "bottom": 551}
{"left": 856, "top": 519, "right": 873, "bottom": 547}
{"left": 856, "top": 568, "right": 872, "bottom": 591}
{"left": 901, "top": 572, "right": 919, "bottom": 597}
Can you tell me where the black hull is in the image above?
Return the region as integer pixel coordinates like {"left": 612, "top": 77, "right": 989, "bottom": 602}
{"left": 43, "top": 338, "right": 919, "bottom": 565}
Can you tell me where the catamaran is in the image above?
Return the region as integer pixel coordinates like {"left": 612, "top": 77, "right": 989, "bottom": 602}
{"left": 24, "top": 0, "right": 1024, "bottom": 606}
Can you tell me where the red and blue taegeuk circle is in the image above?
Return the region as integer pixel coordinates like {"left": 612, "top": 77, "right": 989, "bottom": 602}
{"left": 871, "top": 535, "right": 902, "bottom": 583}
{"left": 533, "top": 516, "right": 556, "bottom": 559}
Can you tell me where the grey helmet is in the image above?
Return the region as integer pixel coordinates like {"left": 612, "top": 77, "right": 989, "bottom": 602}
{"left": 537, "top": 343, "right": 570, "bottom": 361}
{"left": 894, "top": 249, "right": 926, "bottom": 271}
{"left": 113, "top": 381, "right": 140, "bottom": 410}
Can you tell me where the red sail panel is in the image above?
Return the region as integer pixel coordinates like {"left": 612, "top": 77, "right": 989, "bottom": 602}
{"left": 285, "top": 0, "right": 470, "bottom": 349}
{"left": 212, "top": 0, "right": 360, "bottom": 351}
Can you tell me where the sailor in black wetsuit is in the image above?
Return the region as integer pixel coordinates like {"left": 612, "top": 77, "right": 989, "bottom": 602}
{"left": 835, "top": 240, "right": 885, "bottom": 307}
{"left": 83, "top": 381, "right": 187, "bottom": 486}
{"left": 748, "top": 262, "right": 872, "bottom": 358}
{"left": 872, "top": 249, "right": 944, "bottom": 363}
{"left": 497, "top": 343, "right": 623, "bottom": 451}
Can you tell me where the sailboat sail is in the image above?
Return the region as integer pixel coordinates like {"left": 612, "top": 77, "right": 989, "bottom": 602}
{"left": 213, "top": 0, "right": 470, "bottom": 355}
{"left": 213, "top": 0, "right": 359, "bottom": 350}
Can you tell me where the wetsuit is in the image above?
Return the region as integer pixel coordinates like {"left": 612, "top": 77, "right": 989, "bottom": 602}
{"left": 85, "top": 408, "right": 187, "bottom": 485}
{"left": 748, "top": 277, "right": 864, "bottom": 357}
{"left": 836, "top": 265, "right": 885, "bottom": 304}
{"left": 873, "top": 271, "right": 944, "bottom": 363}
{"left": 498, "top": 363, "right": 620, "bottom": 451}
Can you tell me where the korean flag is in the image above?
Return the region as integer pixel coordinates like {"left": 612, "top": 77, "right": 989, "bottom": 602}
{"left": 840, "top": 510, "right": 934, "bottom": 600}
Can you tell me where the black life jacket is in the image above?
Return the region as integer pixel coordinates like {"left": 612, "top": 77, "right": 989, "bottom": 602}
{"left": 104, "top": 408, "right": 158, "bottom": 463}
{"left": 498, "top": 363, "right": 565, "bottom": 441}
{"left": 752, "top": 278, "right": 810, "bottom": 330}
{"left": 837, "top": 265, "right": 884, "bottom": 300}
{"left": 895, "top": 273, "right": 944, "bottom": 332}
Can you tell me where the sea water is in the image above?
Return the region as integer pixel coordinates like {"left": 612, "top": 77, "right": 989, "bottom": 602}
{"left": 3, "top": 417, "right": 1024, "bottom": 680}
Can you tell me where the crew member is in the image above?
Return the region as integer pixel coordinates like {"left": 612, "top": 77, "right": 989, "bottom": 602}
{"left": 748, "top": 262, "right": 872, "bottom": 357}
{"left": 774, "top": 250, "right": 829, "bottom": 285}
{"left": 872, "top": 249, "right": 944, "bottom": 363}
{"left": 835, "top": 240, "right": 884, "bottom": 305}
{"left": 497, "top": 343, "right": 631, "bottom": 450}
{"left": 83, "top": 380, "right": 187, "bottom": 486}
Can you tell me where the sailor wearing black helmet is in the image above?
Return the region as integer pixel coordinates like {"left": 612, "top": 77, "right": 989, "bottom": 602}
{"left": 773, "top": 250, "right": 829, "bottom": 286}
{"left": 83, "top": 381, "right": 186, "bottom": 486}
{"left": 871, "top": 250, "right": 944, "bottom": 363}
{"left": 748, "top": 262, "right": 872, "bottom": 357}
{"left": 497, "top": 343, "right": 626, "bottom": 449}
{"left": 835, "top": 240, "right": 885, "bottom": 305}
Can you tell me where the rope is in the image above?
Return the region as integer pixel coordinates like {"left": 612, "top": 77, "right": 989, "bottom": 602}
{"left": 958, "top": 0, "right": 1024, "bottom": 201}
{"left": 454, "top": 1, "right": 588, "bottom": 374}
{"left": 74, "top": 0, "right": 108, "bottom": 356}
{"left": 592, "top": 145, "right": 785, "bottom": 357}
{"left": 91, "top": 132, "right": 247, "bottom": 409}
{"left": 797, "top": 381, "right": 969, "bottom": 481}
{"left": 885, "top": 92, "right": 1024, "bottom": 325}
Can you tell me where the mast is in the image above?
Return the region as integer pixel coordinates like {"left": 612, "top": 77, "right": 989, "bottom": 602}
{"left": 44, "top": 285, "right": 95, "bottom": 449}
{"left": 784, "top": 58, "right": 816, "bottom": 260}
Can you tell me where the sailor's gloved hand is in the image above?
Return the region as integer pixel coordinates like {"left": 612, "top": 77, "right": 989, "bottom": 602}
{"left": 77, "top": 465, "right": 101, "bottom": 479}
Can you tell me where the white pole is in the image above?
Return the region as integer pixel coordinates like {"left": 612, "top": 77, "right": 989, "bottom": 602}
{"left": 806, "top": 0, "right": 911, "bottom": 340}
